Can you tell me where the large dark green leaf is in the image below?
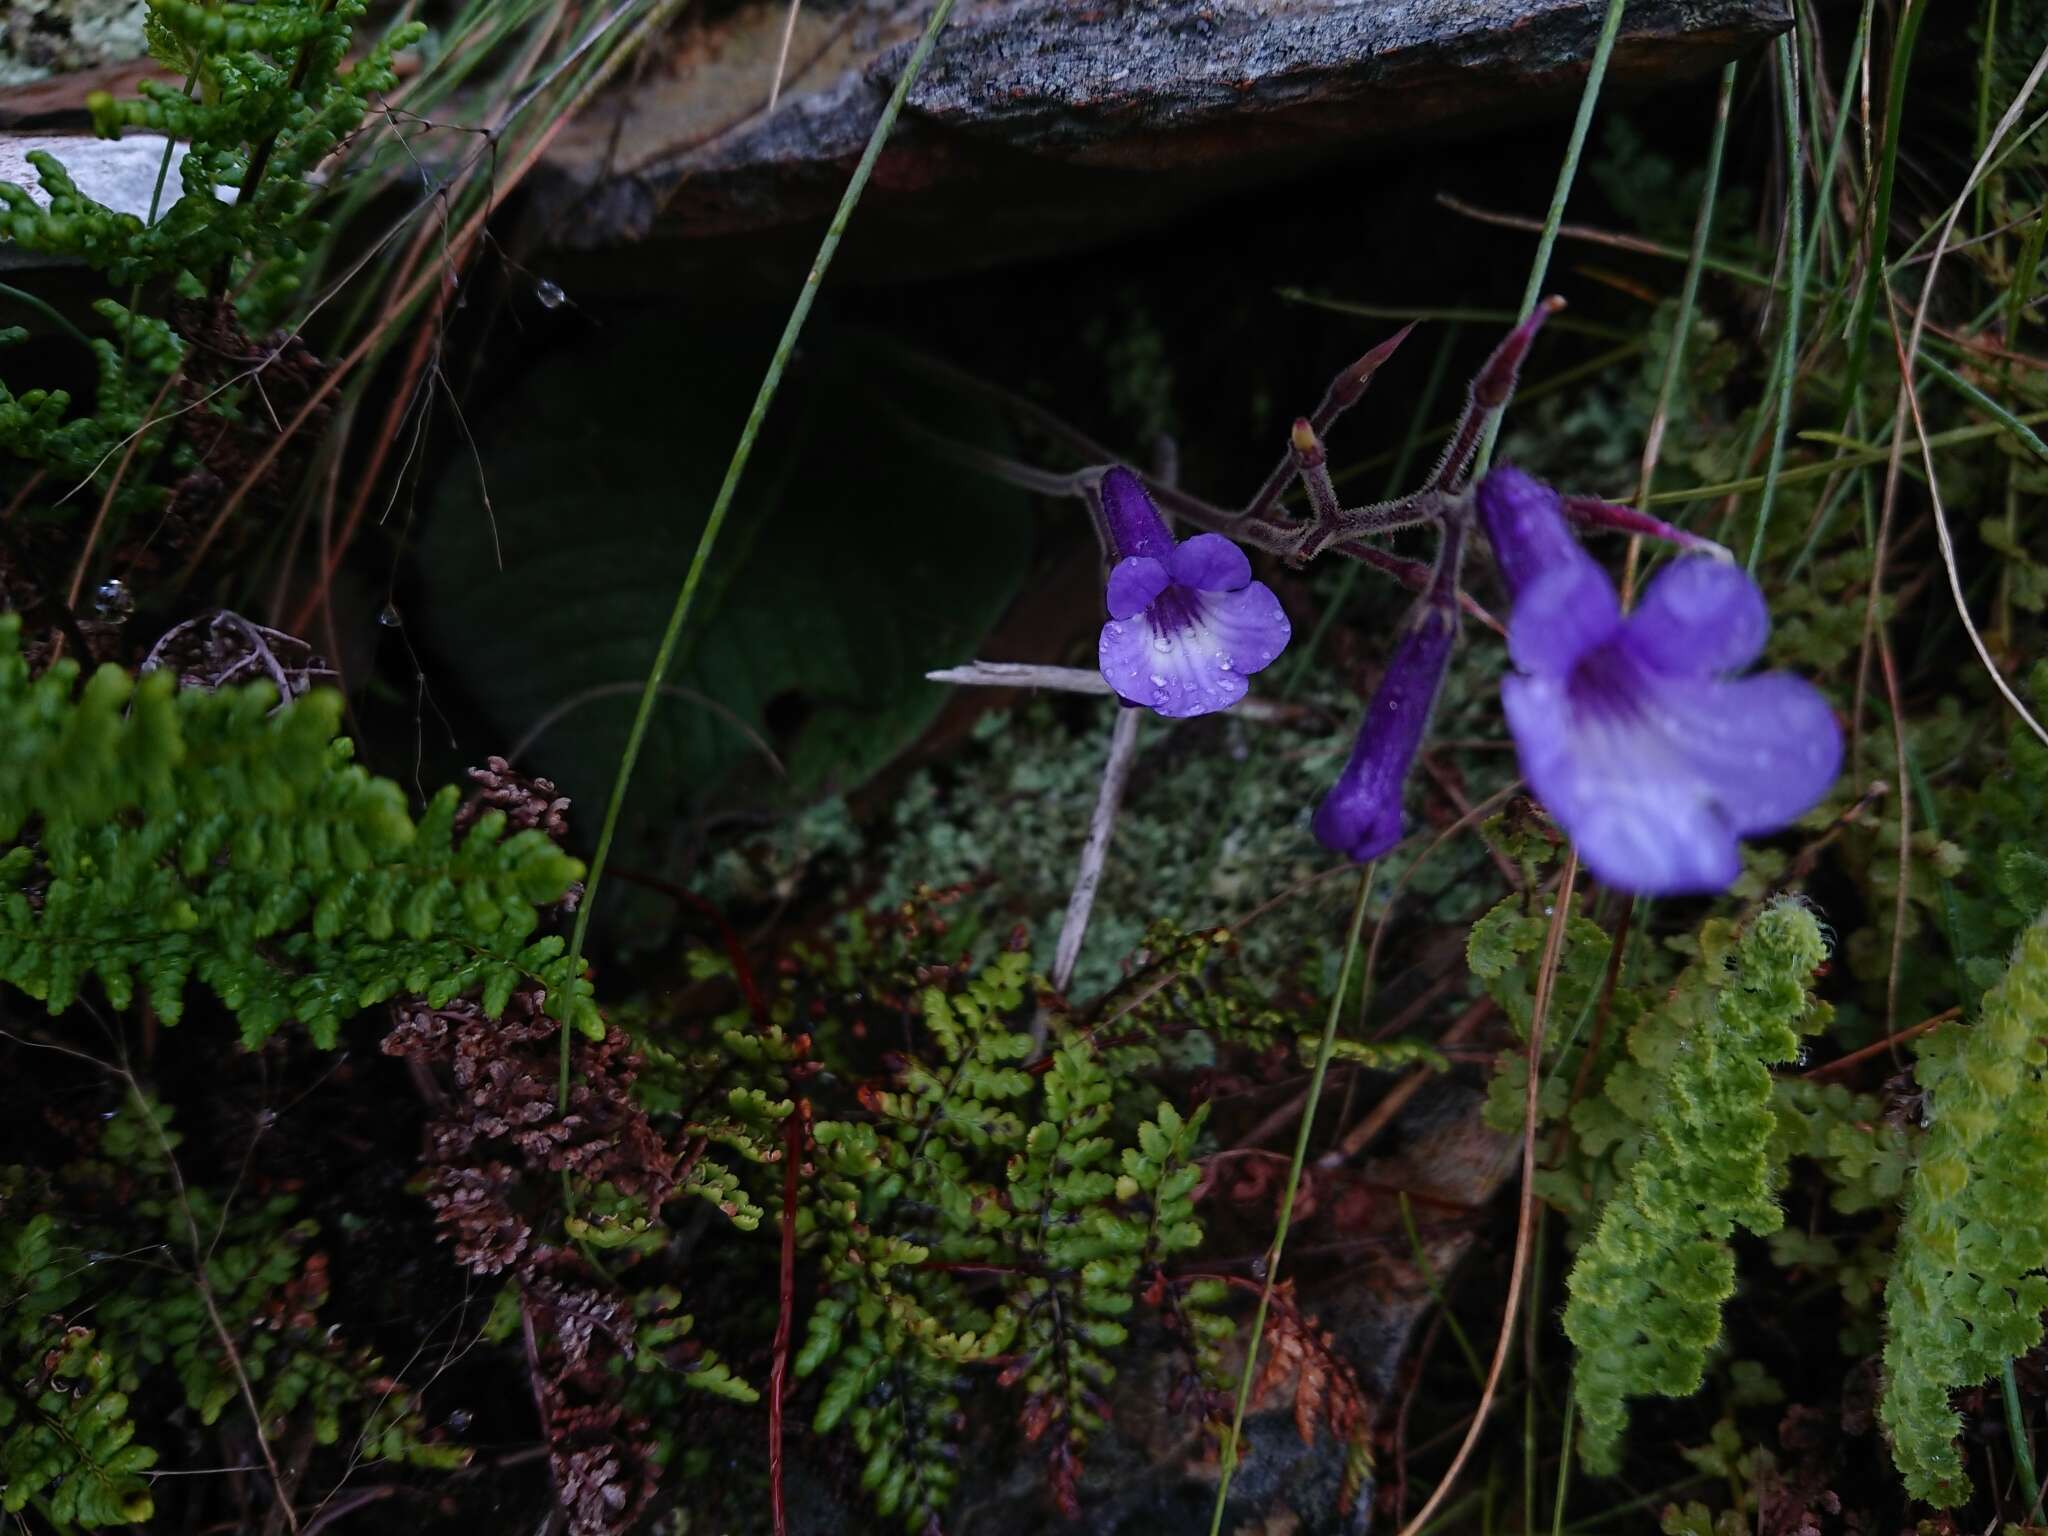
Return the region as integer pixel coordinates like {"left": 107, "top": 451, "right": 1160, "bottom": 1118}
{"left": 416, "top": 320, "right": 1034, "bottom": 851}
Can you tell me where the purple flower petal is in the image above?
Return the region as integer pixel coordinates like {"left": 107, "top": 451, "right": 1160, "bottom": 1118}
{"left": 1485, "top": 468, "right": 1842, "bottom": 895}
{"left": 1168, "top": 533, "right": 1253, "bottom": 593}
{"left": 1106, "top": 556, "right": 1171, "bottom": 620}
{"left": 1096, "top": 581, "right": 1290, "bottom": 719}
{"left": 1100, "top": 467, "right": 1175, "bottom": 561}
{"left": 1650, "top": 672, "right": 1842, "bottom": 835}
{"left": 1200, "top": 580, "right": 1293, "bottom": 677}
{"left": 1622, "top": 557, "right": 1769, "bottom": 676}
{"left": 1500, "top": 651, "right": 1840, "bottom": 895}
{"left": 1502, "top": 671, "right": 1743, "bottom": 894}
{"left": 1507, "top": 549, "right": 1619, "bottom": 677}
{"left": 1476, "top": 466, "right": 1584, "bottom": 600}
{"left": 1314, "top": 606, "right": 1457, "bottom": 861}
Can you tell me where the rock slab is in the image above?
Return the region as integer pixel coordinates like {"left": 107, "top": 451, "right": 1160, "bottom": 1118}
{"left": 532, "top": 0, "right": 1792, "bottom": 272}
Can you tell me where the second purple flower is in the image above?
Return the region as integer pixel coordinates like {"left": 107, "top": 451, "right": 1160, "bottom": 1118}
{"left": 1095, "top": 467, "right": 1291, "bottom": 719}
{"left": 1478, "top": 468, "right": 1842, "bottom": 894}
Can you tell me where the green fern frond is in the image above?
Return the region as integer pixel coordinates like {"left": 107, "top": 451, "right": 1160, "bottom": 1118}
{"left": 0, "top": 617, "right": 589, "bottom": 1047}
{"left": 1881, "top": 911, "right": 2048, "bottom": 1505}
{"left": 1563, "top": 900, "right": 1828, "bottom": 1474}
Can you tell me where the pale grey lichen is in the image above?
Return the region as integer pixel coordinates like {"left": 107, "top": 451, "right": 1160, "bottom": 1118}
{"left": 0, "top": 0, "right": 148, "bottom": 88}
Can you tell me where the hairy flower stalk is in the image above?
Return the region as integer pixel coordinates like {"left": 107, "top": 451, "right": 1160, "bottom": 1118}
{"left": 1095, "top": 467, "right": 1291, "bottom": 717}
{"left": 1063, "top": 306, "right": 1830, "bottom": 894}
{"left": 1477, "top": 467, "right": 1841, "bottom": 894}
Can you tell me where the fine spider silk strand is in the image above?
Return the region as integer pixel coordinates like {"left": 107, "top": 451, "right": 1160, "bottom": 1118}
{"left": 1471, "top": 0, "right": 1628, "bottom": 479}
{"left": 1205, "top": 863, "right": 1376, "bottom": 1536}
{"left": 555, "top": 0, "right": 962, "bottom": 1106}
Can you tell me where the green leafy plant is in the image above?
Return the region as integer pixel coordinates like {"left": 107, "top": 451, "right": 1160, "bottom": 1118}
{"left": 2, "top": 1093, "right": 460, "bottom": 1530}
{"left": 0, "top": 0, "right": 421, "bottom": 626}
{"left": 0, "top": 615, "right": 590, "bottom": 1046}
{"left": 1561, "top": 900, "right": 1829, "bottom": 1472}
{"left": 1882, "top": 910, "right": 2048, "bottom": 1504}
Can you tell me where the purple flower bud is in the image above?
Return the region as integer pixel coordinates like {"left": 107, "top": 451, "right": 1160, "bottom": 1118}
{"left": 1474, "top": 466, "right": 1584, "bottom": 599}
{"left": 1312, "top": 604, "right": 1456, "bottom": 862}
{"left": 1096, "top": 468, "right": 1291, "bottom": 719}
{"left": 1476, "top": 466, "right": 1842, "bottom": 895}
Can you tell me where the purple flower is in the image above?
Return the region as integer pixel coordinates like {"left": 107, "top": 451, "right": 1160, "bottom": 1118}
{"left": 1477, "top": 467, "right": 1841, "bottom": 895}
{"left": 1312, "top": 604, "right": 1456, "bottom": 861}
{"left": 1096, "top": 467, "right": 1291, "bottom": 718}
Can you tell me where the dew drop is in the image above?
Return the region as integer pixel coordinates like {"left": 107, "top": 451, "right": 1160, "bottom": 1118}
{"left": 534, "top": 278, "right": 567, "bottom": 310}
{"left": 1217, "top": 655, "right": 1233, "bottom": 671}
{"left": 446, "top": 1408, "right": 474, "bottom": 1433}
{"left": 91, "top": 577, "right": 133, "bottom": 622}
{"left": 377, "top": 602, "right": 403, "bottom": 628}
{"left": 1248, "top": 1256, "right": 1269, "bottom": 1281}
{"left": 1149, "top": 674, "right": 1168, "bottom": 690}
{"left": 1152, "top": 635, "right": 1172, "bottom": 653}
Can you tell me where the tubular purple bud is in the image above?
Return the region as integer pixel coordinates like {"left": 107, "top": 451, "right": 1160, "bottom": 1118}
{"left": 1311, "top": 603, "right": 1458, "bottom": 863}
{"left": 1099, "top": 466, "right": 1175, "bottom": 562}
{"left": 1475, "top": 465, "right": 1587, "bottom": 602}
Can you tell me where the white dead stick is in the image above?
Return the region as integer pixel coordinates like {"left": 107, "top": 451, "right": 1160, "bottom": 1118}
{"left": 926, "top": 661, "right": 1306, "bottom": 724}
{"left": 1050, "top": 704, "right": 1144, "bottom": 995}
{"left": 766, "top": 0, "right": 802, "bottom": 109}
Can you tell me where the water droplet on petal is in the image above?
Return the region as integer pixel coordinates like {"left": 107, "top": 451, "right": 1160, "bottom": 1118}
{"left": 1149, "top": 674, "right": 1168, "bottom": 690}
{"left": 92, "top": 577, "right": 133, "bottom": 622}
{"left": 1152, "top": 635, "right": 1172, "bottom": 653}
{"left": 1217, "top": 655, "right": 1233, "bottom": 671}
{"left": 377, "top": 602, "right": 403, "bottom": 628}
{"left": 534, "top": 278, "right": 567, "bottom": 310}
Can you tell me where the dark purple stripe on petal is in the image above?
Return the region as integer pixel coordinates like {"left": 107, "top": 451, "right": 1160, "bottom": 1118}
{"left": 1099, "top": 467, "right": 1175, "bottom": 562}
{"left": 1312, "top": 605, "right": 1457, "bottom": 862}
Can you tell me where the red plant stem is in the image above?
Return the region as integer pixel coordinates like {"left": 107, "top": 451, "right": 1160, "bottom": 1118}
{"left": 1802, "top": 1007, "right": 1959, "bottom": 1081}
{"left": 769, "top": 1109, "right": 802, "bottom": 1536}
{"left": 603, "top": 866, "right": 770, "bottom": 1026}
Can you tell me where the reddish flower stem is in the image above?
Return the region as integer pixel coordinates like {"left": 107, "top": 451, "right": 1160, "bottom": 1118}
{"left": 603, "top": 866, "right": 770, "bottom": 1026}
{"left": 769, "top": 1110, "right": 802, "bottom": 1536}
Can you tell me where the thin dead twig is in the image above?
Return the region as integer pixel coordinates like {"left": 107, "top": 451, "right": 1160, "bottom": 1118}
{"left": 1319, "top": 995, "right": 1496, "bottom": 1169}
{"left": 1803, "top": 1007, "right": 1959, "bottom": 1081}
{"left": 926, "top": 661, "right": 1311, "bottom": 723}
{"left": 1049, "top": 705, "right": 1144, "bottom": 997}
{"left": 1391, "top": 851, "right": 1578, "bottom": 1536}
{"left": 1891, "top": 40, "right": 2048, "bottom": 749}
